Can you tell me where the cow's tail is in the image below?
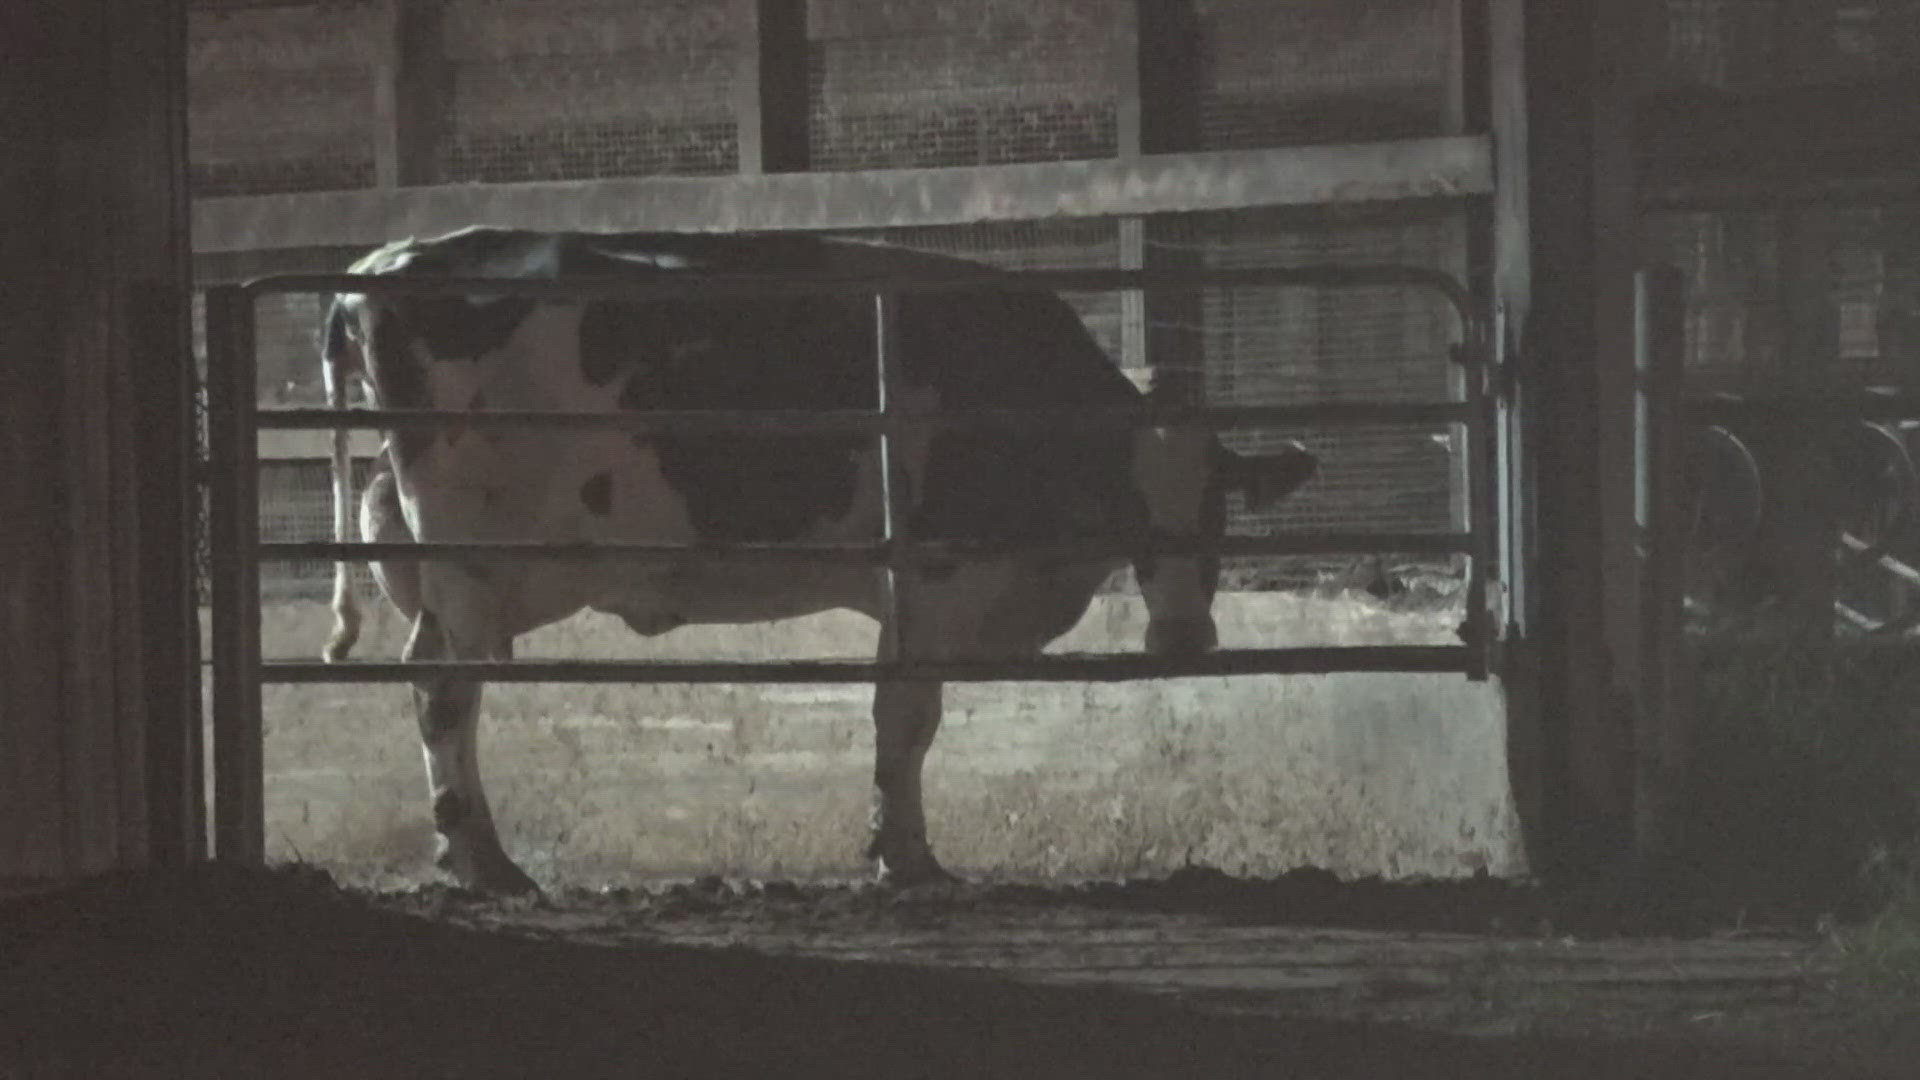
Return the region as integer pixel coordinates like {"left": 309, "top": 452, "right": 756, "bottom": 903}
{"left": 321, "top": 303, "right": 361, "bottom": 663}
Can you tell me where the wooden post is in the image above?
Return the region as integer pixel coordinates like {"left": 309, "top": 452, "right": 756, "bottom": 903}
{"left": 373, "top": 0, "right": 449, "bottom": 189}
{"left": 1508, "top": 0, "right": 1639, "bottom": 882}
{"left": 736, "top": 0, "right": 810, "bottom": 176}
{"left": 1445, "top": 0, "right": 1481, "bottom": 583}
{"left": 1478, "top": 0, "right": 1554, "bottom": 875}
{"left": 206, "top": 287, "right": 266, "bottom": 865}
{"left": 1592, "top": 0, "right": 1651, "bottom": 858}
{"left": 0, "top": 0, "right": 199, "bottom": 883}
{"left": 1634, "top": 265, "right": 1689, "bottom": 861}
{"left": 1775, "top": 210, "right": 1839, "bottom": 638}
{"left": 1118, "top": 0, "right": 1204, "bottom": 401}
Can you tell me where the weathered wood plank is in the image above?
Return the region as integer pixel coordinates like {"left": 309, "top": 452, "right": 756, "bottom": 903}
{"left": 192, "top": 136, "right": 1494, "bottom": 252}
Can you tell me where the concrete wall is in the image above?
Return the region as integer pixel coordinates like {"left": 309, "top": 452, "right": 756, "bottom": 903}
{"left": 231, "top": 592, "right": 1519, "bottom": 888}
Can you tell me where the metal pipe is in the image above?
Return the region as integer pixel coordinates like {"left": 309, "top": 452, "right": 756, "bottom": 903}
{"left": 1686, "top": 393, "right": 1920, "bottom": 424}
{"left": 259, "top": 645, "right": 1477, "bottom": 685}
{"left": 252, "top": 400, "right": 1476, "bottom": 434}
{"left": 1461, "top": 319, "right": 1496, "bottom": 681}
{"left": 241, "top": 263, "right": 1477, "bottom": 322}
{"left": 874, "top": 291, "right": 909, "bottom": 664}
{"left": 259, "top": 531, "right": 1477, "bottom": 563}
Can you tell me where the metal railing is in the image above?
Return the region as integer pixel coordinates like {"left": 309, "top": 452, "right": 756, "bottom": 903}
{"left": 204, "top": 262, "right": 1499, "bottom": 861}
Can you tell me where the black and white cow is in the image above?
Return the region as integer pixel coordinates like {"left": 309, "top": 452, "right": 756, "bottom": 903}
{"left": 320, "top": 226, "right": 1316, "bottom": 893}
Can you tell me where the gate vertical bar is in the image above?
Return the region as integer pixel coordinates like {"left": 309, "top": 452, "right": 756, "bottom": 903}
{"left": 874, "top": 291, "right": 908, "bottom": 663}
{"left": 205, "top": 285, "right": 265, "bottom": 864}
{"left": 1634, "top": 265, "right": 1688, "bottom": 860}
{"left": 1461, "top": 309, "right": 1496, "bottom": 680}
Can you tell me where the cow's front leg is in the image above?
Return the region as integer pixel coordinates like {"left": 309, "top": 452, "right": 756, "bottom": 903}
{"left": 867, "top": 676, "right": 954, "bottom": 886}
{"left": 405, "top": 610, "right": 537, "bottom": 895}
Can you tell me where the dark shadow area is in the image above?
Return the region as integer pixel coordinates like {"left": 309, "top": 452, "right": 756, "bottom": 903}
{"left": 0, "top": 864, "right": 1891, "bottom": 1079}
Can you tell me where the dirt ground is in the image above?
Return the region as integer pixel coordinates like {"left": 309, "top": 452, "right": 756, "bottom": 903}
{"left": 3, "top": 864, "right": 1913, "bottom": 1079}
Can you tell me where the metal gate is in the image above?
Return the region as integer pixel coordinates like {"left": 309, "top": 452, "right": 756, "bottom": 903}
{"left": 204, "top": 262, "right": 1498, "bottom": 863}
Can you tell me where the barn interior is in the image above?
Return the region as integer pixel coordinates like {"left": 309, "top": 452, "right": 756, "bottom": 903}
{"left": 4, "top": 2, "right": 1919, "bottom": 1076}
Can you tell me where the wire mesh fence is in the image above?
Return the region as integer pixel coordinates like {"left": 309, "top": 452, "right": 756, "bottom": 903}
{"left": 806, "top": 0, "right": 1120, "bottom": 169}
{"left": 1193, "top": 0, "right": 1454, "bottom": 151}
{"left": 187, "top": 2, "right": 380, "bottom": 197}
{"left": 1643, "top": 206, "right": 1920, "bottom": 398}
{"left": 185, "top": 0, "right": 1469, "bottom": 194}
{"left": 438, "top": 0, "right": 741, "bottom": 182}
{"left": 1652, "top": 0, "right": 1920, "bottom": 91}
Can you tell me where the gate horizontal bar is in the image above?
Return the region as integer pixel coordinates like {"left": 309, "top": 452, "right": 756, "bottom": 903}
{"left": 242, "top": 264, "right": 1476, "bottom": 319}
{"left": 263, "top": 532, "right": 1473, "bottom": 563}
{"left": 1685, "top": 393, "right": 1920, "bottom": 424}
{"left": 261, "top": 646, "right": 1476, "bottom": 685}
{"left": 255, "top": 401, "right": 1472, "bottom": 434}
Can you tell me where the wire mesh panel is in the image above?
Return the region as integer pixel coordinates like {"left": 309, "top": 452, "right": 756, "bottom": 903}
{"left": 1641, "top": 211, "right": 1784, "bottom": 396}
{"left": 188, "top": 3, "right": 380, "bottom": 197}
{"left": 258, "top": 461, "right": 383, "bottom": 604}
{"left": 439, "top": 0, "right": 741, "bottom": 182}
{"left": 1193, "top": 0, "right": 1453, "bottom": 151}
{"left": 1652, "top": 0, "right": 1920, "bottom": 90}
{"left": 1643, "top": 207, "right": 1920, "bottom": 396}
{"left": 807, "top": 0, "right": 1120, "bottom": 170}
{"left": 1180, "top": 207, "right": 1466, "bottom": 542}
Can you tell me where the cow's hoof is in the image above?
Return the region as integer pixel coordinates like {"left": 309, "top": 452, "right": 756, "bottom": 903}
{"left": 436, "top": 840, "right": 542, "bottom": 897}
{"left": 873, "top": 851, "right": 959, "bottom": 890}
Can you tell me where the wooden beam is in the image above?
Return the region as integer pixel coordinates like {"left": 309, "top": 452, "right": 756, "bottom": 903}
{"left": 735, "top": 0, "right": 809, "bottom": 175}
{"left": 1117, "top": 0, "right": 1203, "bottom": 400}
{"left": 1479, "top": 0, "right": 1552, "bottom": 880}
{"left": 192, "top": 136, "right": 1493, "bottom": 253}
{"left": 1123, "top": 0, "right": 1202, "bottom": 158}
{"left": 372, "top": 0, "right": 449, "bottom": 189}
{"left": 1591, "top": 0, "right": 1646, "bottom": 851}
{"left": 194, "top": 246, "right": 368, "bottom": 283}
{"left": 1443, "top": 0, "right": 1480, "bottom": 545}
{"left": 1771, "top": 210, "right": 1841, "bottom": 638}
{"left": 1633, "top": 265, "right": 1690, "bottom": 863}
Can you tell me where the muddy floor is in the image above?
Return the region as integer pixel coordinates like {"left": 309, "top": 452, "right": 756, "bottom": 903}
{"left": 3, "top": 865, "right": 1912, "bottom": 1079}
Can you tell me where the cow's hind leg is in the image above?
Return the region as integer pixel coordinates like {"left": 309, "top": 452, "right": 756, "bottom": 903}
{"left": 868, "top": 675, "right": 952, "bottom": 886}
{"left": 405, "top": 610, "right": 537, "bottom": 895}
{"left": 867, "top": 565, "right": 960, "bottom": 886}
{"left": 866, "top": 560, "right": 1109, "bottom": 886}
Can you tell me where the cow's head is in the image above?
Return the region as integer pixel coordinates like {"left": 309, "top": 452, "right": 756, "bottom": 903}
{"left": 1133, "top": 431, "right": 1317, "bottom": 656}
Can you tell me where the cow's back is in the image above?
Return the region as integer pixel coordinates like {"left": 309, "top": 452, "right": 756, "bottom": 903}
{"left": 332, "top": 228, "right": 1149, "bottom": 547}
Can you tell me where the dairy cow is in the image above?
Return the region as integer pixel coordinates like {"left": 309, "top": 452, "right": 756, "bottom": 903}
{"left": 320, "top": 227, "right": 1316, "bottom": 893}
